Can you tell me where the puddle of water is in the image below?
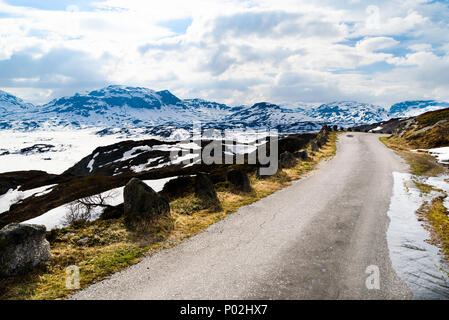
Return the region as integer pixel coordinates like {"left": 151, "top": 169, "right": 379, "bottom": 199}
{"left": 387, "top": 172, "right": 449, "bottom": 299}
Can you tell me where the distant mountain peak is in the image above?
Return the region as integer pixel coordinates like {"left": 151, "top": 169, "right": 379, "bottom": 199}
{"left": 155, "top": 90, "right": 181, "bottom": 105}
{"left": 389, "top": 100, "right": 449, "bottom": 118}
{"left": 3, "top": 85, "right": 447, "bottom": 133}
{"left": 306, "top": 101, "right": 388, "bottom": 125}
{"left": 0, "top": 90, "right": 35, "bottom": 116}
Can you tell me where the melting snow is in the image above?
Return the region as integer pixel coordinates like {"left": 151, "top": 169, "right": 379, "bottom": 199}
{"left": 0, "top": 184, "right": 56, "bottom": 214}
{"left": 428, "top": 147, "right": 449, "bottom": 165}
{"left": 387, "top": 172, "right": 449, "bottom": 299}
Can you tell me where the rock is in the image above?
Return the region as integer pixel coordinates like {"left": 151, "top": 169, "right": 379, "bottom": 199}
{"left": 310, "top": 140, "right": 319, "bottom": 152}
{"left": 195, "top": 173, "right": 217, "bottom": 200}
{"left": 0, "top": 223, "right": 50, "bottom": 277}
{"left": 279, "top": 151, "right": 298, "bottom": 169}
{"left": 316, "top": 125, "right": 330, "bottom": 147}
{"left": 19, "top": 144, "right": 55, "bottom": 155}
{"left": 333, "top": 125, "right": 338, "bottom": 131}
{"left": 227, "top": 169, "right": 251, "bottom": 192}
{"left": 161, "top": 176, "right": 195, "bottom": 199}
{"left": 294, "top": 150, "right": 309, "bottom": 161}
{"left": 123, "top": 178, "right": 170, "bottom": 226}
{"left": 100, "top": 203, "right": 124, "bottom": 220}
{"left": 77, "top": 237, "right": 90, "bottom": 246}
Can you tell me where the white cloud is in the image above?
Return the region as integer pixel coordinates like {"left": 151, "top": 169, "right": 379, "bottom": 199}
{"left": 0, "top": 0, "right": 448, "bottom": 106}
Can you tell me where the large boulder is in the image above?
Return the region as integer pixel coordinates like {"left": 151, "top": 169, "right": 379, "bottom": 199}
{"left": 195, "top": 173, "right": 218, "bottom": 200}
{"left": 310, "top": 140, "right": 319, "bottom": 152}
{"left": 0, "top": 223, "right": 50, "bottom": 277}
{"left": 227, "top": 169, "right": 252, "bottom": 192}
{"left": 279, "top": 151, "right": 298, "bottom": 169}
{"left": 123, "top": 178, "right": 170, "bottom": 226}
{"left": 161, "top": 176, "right": 195, "bottom": 199}
{"left": 316, "top": 125, "right": 330, "bottom": 147}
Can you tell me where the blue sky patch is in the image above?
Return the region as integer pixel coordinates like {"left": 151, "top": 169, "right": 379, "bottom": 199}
{"left": 158, "top": 17, "right": 193, "bottom": 34}
{"left": 3, "top": 0, "right": 95, "bottom": 11}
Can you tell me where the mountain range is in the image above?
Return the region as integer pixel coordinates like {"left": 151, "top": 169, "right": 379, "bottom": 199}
{"left": 1, "top": 85, "right": 448, "bottom": 134}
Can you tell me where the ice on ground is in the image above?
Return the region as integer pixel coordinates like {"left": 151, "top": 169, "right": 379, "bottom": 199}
{"left": 387, "top": 172, "right": 449, "bottom": 299}
{"left": 428, "top": 147, "right": 449, "bottom": 165}
{"left": 0, "top": 184, "right": 56, "bottom": 214}
{"left": 23, "top": 177, "right": 178, "bottom": 230}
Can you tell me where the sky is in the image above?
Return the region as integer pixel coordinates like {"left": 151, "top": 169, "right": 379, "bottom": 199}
{"left": 0, "top": 0, "right": 449, "bottom": 107}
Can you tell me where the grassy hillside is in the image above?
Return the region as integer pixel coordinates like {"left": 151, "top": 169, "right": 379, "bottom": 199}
{"left": 397, "top": 108, "right": 449, "bottom": 149}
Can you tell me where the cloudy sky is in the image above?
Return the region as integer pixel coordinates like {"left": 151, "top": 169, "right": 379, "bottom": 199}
{"left": 0, "top": 0, "right": 448, "bottom": 107}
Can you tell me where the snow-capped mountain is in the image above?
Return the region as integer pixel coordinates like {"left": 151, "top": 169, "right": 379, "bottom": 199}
{"left": 224, "top": 102, "right": 322, "bottom": 133}
{"left": 305, "top": 101, "right": 389, "bottom": 126}
{"left": 28, "top": 85, "right": 232, "bottom": 127}
{"left": 0, "top": 90, "right": 35, "bottom": 116}
{"left": 389, "top": 100, "right": 449, "bottom": 118}
{"left": 3, "top": 86, "right": 449, "bottom": 134}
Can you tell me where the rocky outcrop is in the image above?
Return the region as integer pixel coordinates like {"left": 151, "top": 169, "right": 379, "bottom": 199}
{"left": 0, "top": 170, "right": 60, "bottom": 197}
{"left": 0, "top": 223, "right": 50, "bottom": 277}
{"left": 227, "top": 169, "right": 251, "bottom": 192}
{"left": 123, "top": 178, "right": 170, "bottom": 226}
{"left": 279, "top": 151, "right": 298, "bottom": 169}
{"left": 195, "top": 173, "right": 218, "bottom": 200}
{"left": 311, "top": 140, "right": 319, "bottom": 152}
{"left": 64, "top": 139, "right": 177, "bottom": 176}
{"left": 20, "top": 144, "right": 55, "bottom": 155}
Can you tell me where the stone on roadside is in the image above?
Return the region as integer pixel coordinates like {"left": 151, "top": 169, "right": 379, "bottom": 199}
{"left": 0, "top": 223, "right": 50, "bottom": 277}
{"left": 123, "top": 178, "right": 170, "bottom": 226}
{"left": 195, "top": 173, "right": 218, "bottom": 201}
{"left": 227, "top": 169, "right": 252, "bottom": 192}
{"left": 279, "top": 151, "right": 298, "bottom": 169}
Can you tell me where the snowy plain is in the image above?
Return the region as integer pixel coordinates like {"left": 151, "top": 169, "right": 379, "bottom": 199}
{"left": 0, "top": 128, "right": 163, "bottom": 174}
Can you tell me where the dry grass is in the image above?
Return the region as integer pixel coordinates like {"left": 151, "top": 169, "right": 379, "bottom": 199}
{"left": 0, "top": 132, "right": 338, "bottom": 300}
{"left": 380, "top": 136, "right": 446, "bottom": 177}
{"left": 419, "top": 197, "right": 449, "bottom": 260}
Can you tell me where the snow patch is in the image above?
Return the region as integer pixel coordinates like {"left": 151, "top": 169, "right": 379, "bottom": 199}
{"left": 22, "top": 177, "right": 178, "bottom": 230}
{"left": 428, "top": 147, "right": 449, "bottom": 165}
{"left": 0, "top": 184, "right": 56, "bottom": 214}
